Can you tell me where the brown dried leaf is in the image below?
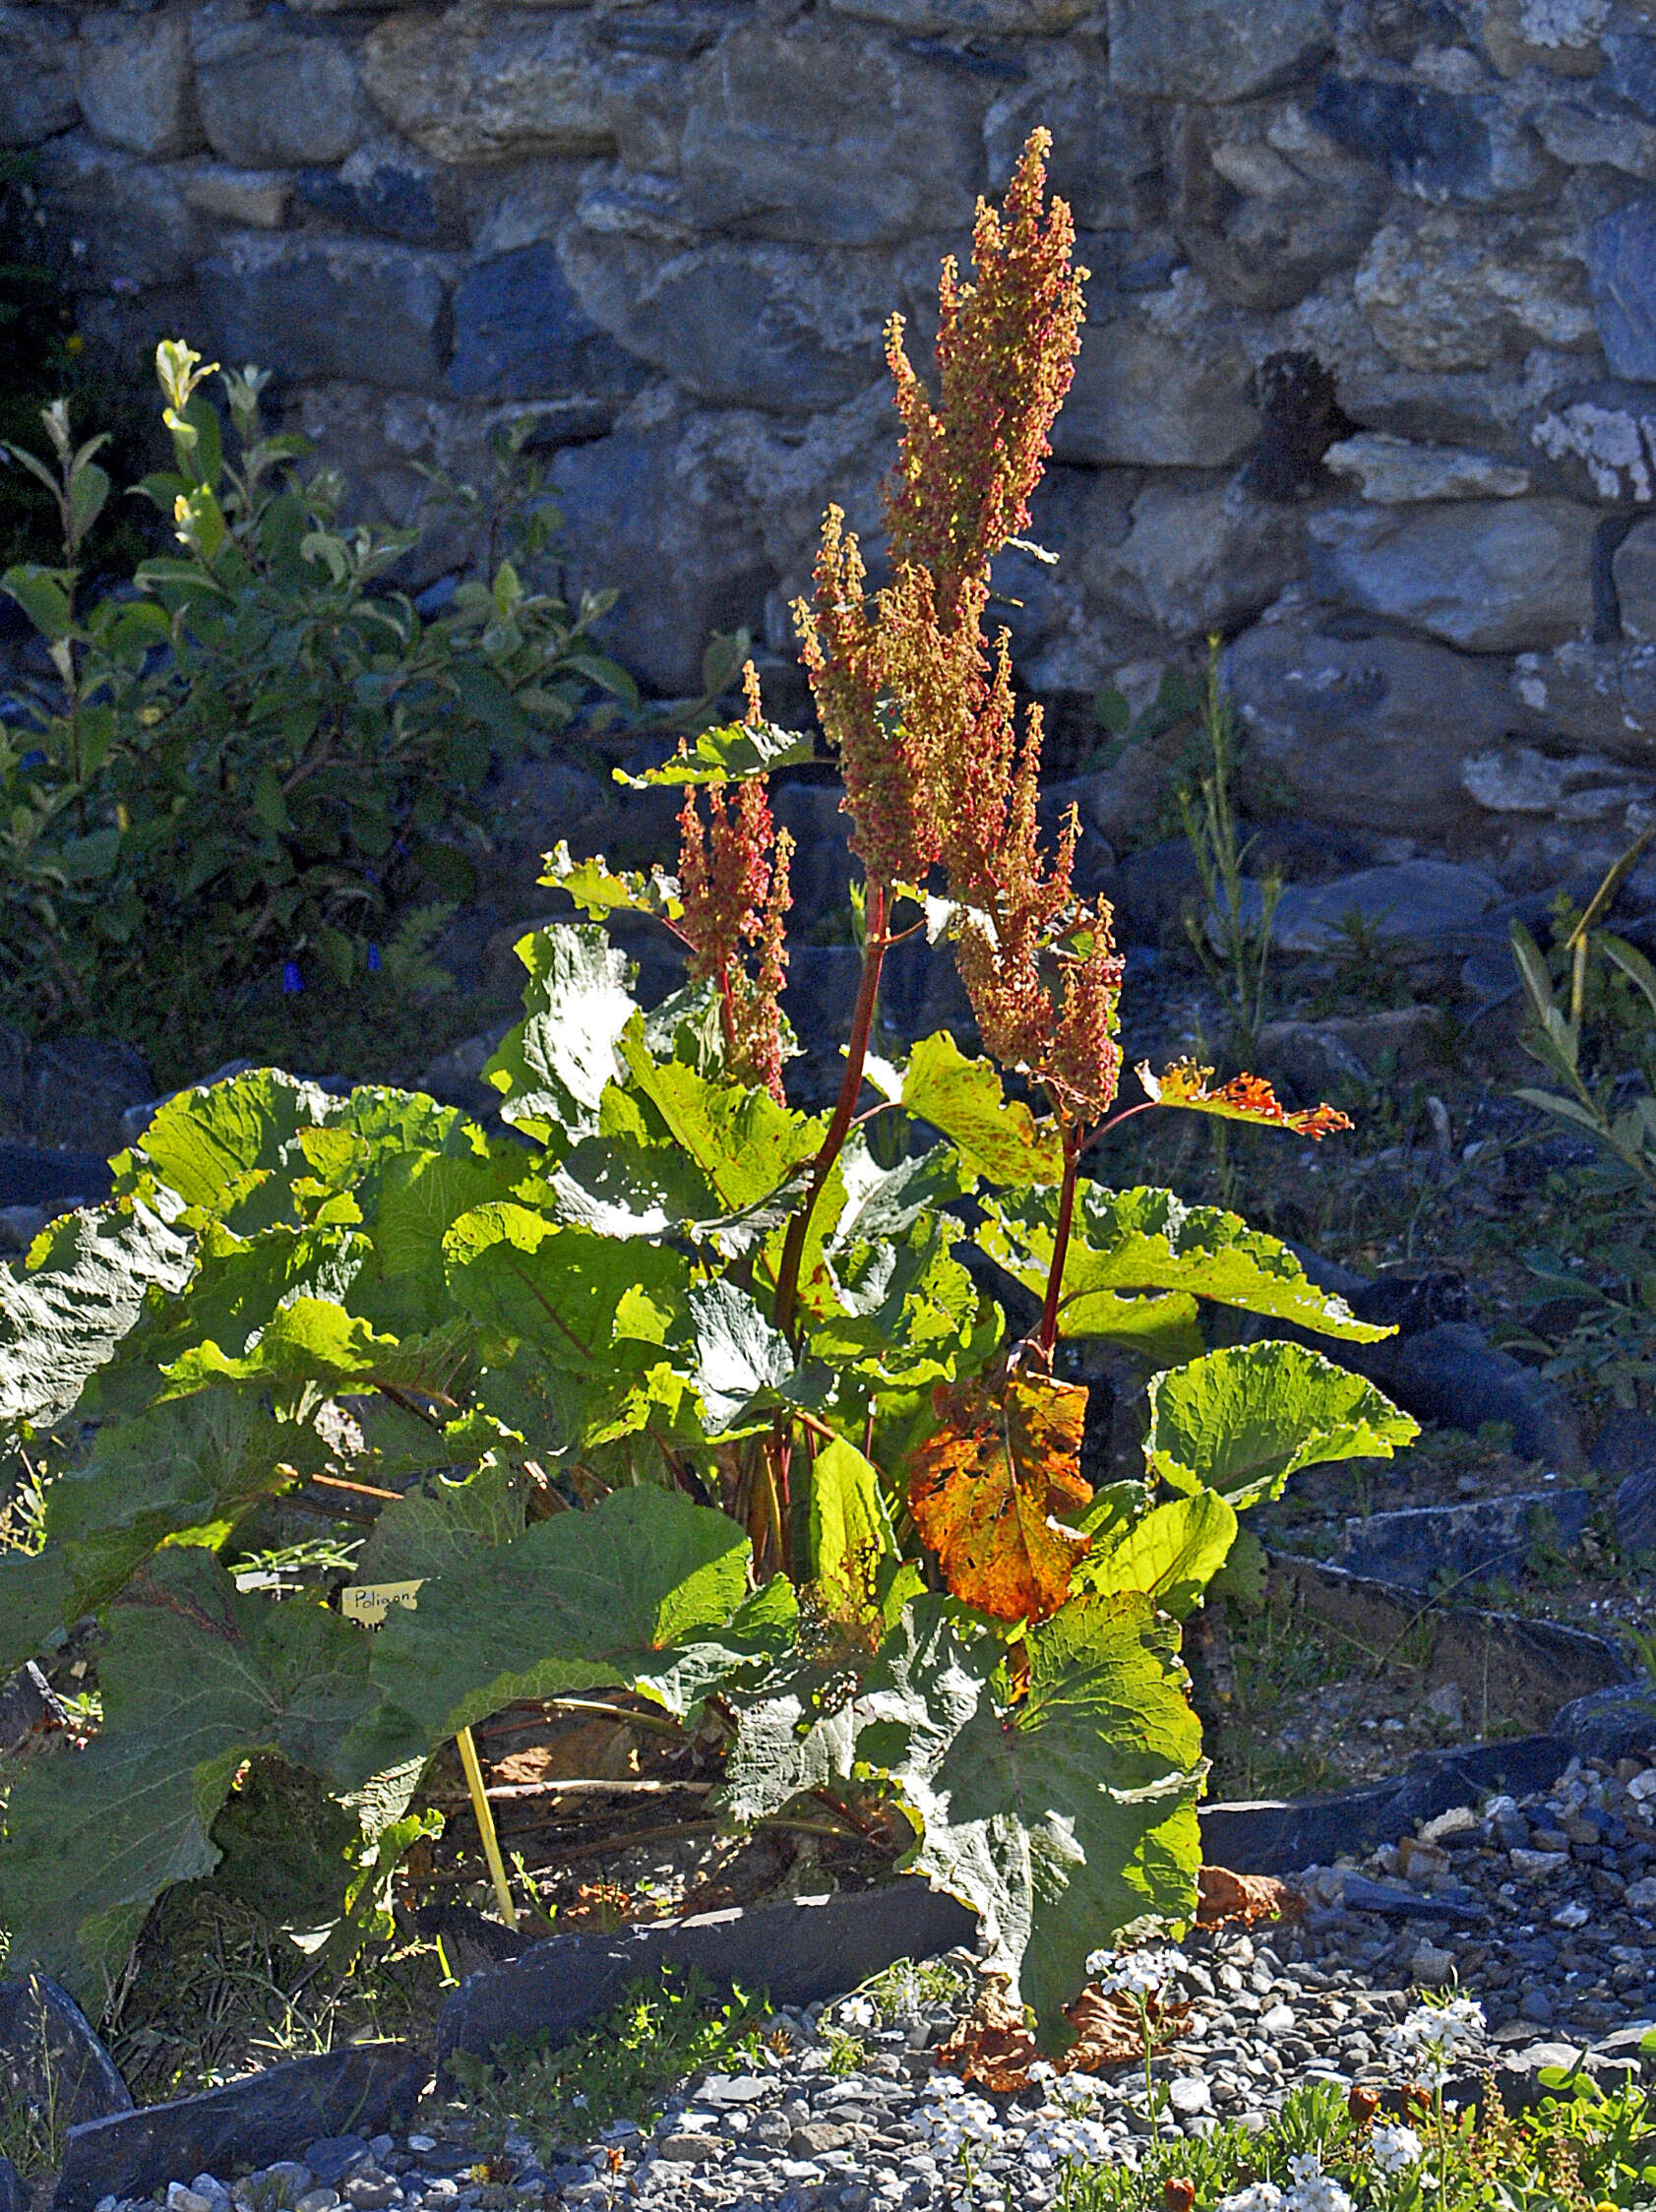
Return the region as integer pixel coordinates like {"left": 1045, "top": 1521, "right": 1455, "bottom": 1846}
{"left": 936, "top": 1983, "right": 1038, "bottom": 2092}
{"left": 907, "top": 1356, "right": 1091, "bottom": 1623}
{"left": 1196, "top": 1864, "right": 1302, "bottom": 1928}
{"left": 1062, "top": 1985, "right": 1191, "bottom": 2071}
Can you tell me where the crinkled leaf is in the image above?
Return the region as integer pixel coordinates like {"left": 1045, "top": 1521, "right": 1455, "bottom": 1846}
{"left": 0, "top": 1550, "right": 378, "bottom": 1998}
{"left": 805, "top": 1436, "right": 892, "bottom": 1629}
{"left": 128, "top": 1069, "right": 349, "bottom": 1219}
{"left": 717, "top": 1648, "right": 867, "bottom": 1825}
{"left": 979, "top": 1184, "right": 1389, "bottom": 1347}
{"left": 620, "top": 1025, "right": 821, "bottom": 1221}
{"left": 1, "top": 1196, "right": 195, "bottom": 1435}
{"left": 900, "top": 1033, "right": 1064, "bottom": 1186}
{"left": 485, "top": 925, "right": 638, "bottom": 1146}
{"left": 368, "top": 1485, "right": 752, "bottom": 1741}
{"left": 355, "top": 1461, "right": 525, "bottom": 1587}
{"left": 612, "top": 719, "right": 814, "bottom": 787}
{"left": 907, "top": 1362, "right": 1091, "bottom": 1625}
{"left": 1144, "top": 1341, "right": 1417, "bottom": 1511}
{"left": 1074, "top": 1491, "right": 1238, "bottom": 1620}
{"left": 1135, "top": 1061, "right": 1352, "bottom": 1140}
{"left": 633, "top": 1572, "right": 800, "bottom": 1722}
{"left": 542, "top": 839, "right": 684, "bottom": 924}
{"left": 865, "top": 1594, "right": 1204, "bottom": 2037}
{"left": 689, "top": 1278, "right": 795, "bottom": 1433}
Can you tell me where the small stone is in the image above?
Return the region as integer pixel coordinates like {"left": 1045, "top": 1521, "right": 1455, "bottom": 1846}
{"left": 296, "top": 2193, "right": 338, "bottom": 2212}
{"left": 1323, "top": 433, "right": 1531, "bottom": 504}
{"left": 654, "top": 2138, "right": 715, "bottom": 2166}
{"left": 788, "top": 2125, "right": 854, "bottom": 2159}
{"left": 1521, "top": 1988, "right": 1557, "bottom": 2025}
{"left": 1410, "top": 1942, "right": 1455, "bottom": 1987}
{"left": 343, "top": 2184, "right": 398, "bottom": 2211}
{"left": 1168, "top": 2076, "right": 1212, "bottom": 2117}
{"left": 304, "top": 2144, "right": 372, "bottom": 2190}
{"left": 168, "top": 2190, "right": 215, "bottom": 2212}
{"left": 1624, "top": 1874, "right": 1656, "bottom": 1910}
{"left": 1552, "top": 1901, "right": 1591, "bottom": 1929}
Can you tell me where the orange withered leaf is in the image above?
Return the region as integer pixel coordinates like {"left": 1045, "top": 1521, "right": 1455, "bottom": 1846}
{"left": 1135, "top": 1060, "right": 1354, "bottom": 1140}
{"left": 1196, "top": 1864, "right": 1302, "bottom": 1929}
{"left": 1064, "top": 1983, "right": 1190, "bottom": 2070}
{"left": 1164, "top": 2182, "right": 1197, "bottom": 2212}
{"left": 907, "top": 1355, "right": 1091, "bottom": 1623}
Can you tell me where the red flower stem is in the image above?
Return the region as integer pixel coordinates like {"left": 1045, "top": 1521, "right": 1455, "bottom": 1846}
{"left": 1037, "top": 1123, "right": 1083, "bottom": 1358}
{"left": 772, "top": 875, "right": 889, "bottom": 1345}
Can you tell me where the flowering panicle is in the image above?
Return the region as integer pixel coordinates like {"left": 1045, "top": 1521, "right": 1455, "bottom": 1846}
{"left": 673, "top": 663, "right": 794, "bottom": 1102}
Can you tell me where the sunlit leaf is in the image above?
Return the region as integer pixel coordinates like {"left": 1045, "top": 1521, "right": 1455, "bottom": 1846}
{"left": 906, "top": 1357, "right": 1091, "bottom": 1624}
{"left": 484, "top": 924, "right": 638, "bottom": 1147}
{"left": 1135, "top": 1061, "right": 1352, "bottom": 1140}
{"left": 900, "top": 1033, "right": 1064, "bottom": 1186}
{"left": 1073, "top": 1491, "right": 1237, "bottom": 1620}
{"left": 541, "top": 839, "right": 684, "bottom": 924}
{"left": 611, "top": 720, "right": 814, "bottom": 787}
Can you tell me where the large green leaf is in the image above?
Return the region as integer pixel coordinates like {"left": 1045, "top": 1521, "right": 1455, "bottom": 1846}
{"left": 611, "top": 719, "right": 814, "bottom": 787}
{"left": 355, "top": 1461, "right": 525, "bottom": 1586}
{"left": 620, "top": 1029, "right": 822, "bottom": 1222}
{"left": 1074, "top": 1491, "right": 1238, "bottom": 1619}
{"left": 865, "top": 1594, "right": 1204, "bottom": 2039}
{"left": 689, "top": 1278, "right": 794, "bottom": 1433}
{"left": 1145, "top": 1341, "right": 1418, "bottom": 1510}
{"left": 484, "top": 925, "right": 638, "bottom": 1146}
{"left": 980, "top": 1184, "right": 1391, "bottom": 1349}
{"left": 0, "top": 1551, "right": 378, "bottom": 1998}
{"left": 0, "top": 1548, "right": 75, "bottom": 1675}
{"left": 899, "top": 1034, "right": 1065, "bottom": 1186}
{"left": 549, "top": 1085, "right": 809, "bottom": 1257}
{"left": 367, "top": 1485, "right": 753, "bottom": 1741}
{"left": 0, "top": 1197, "right": 195, "bottom": 1434}
{"left": 126, "top": 1069, "right": 344, "bottom": 1220}
{"left": 717, "top": 1649, "right": 869, "bottom": 1825}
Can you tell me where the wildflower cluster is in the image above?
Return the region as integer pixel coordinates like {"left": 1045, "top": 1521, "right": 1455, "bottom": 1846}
{"left": 1369, "top": 2122, "right": 1425, "bottom": 2175}
{"left": 1214, "top": 2154, "right": 1352, "bottom": 2212}
{"left": 912, "top": 2082, "right": 1004, "bottom": 2159}
{"left": 1382, "top": 1996, "right": 1486, "bottom": 2089}
{"left": 672, "top": 661, "right": 794, "bottom": 1102}
{"left": 1084, "top": 1945, "right": 1188, "bottom": 1999}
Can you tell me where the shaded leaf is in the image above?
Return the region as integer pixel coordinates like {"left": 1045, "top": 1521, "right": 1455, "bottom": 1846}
{"left": 1144, "top": 1342, "right": 1417, "bottom": 1512}
{"left": 355, "top": 1461, "right": 525, "bottom": 1587}
{"left": 689, "top": 1278, "right": 794, "bottom": 1433}
{"left": 907, "top": 1359, "right": 1091, "bottom": 1625}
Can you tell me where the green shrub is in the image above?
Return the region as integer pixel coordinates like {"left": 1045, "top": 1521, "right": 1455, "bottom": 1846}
{"left": 0, "top": 340, "right": 637, "bottom": 1043}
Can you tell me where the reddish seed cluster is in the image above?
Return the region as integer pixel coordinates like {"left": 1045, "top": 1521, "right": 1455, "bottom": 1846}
{"left": 674, "top": 663, "right": 794, "bottom": 1102}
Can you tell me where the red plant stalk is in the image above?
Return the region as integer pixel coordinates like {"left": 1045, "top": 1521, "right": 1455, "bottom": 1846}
{"left": 1036, "top": 1122, "right": 1082, "bottom": 1360}
{"left": 771, "top": 875, "right": 890, "bottom": 1345}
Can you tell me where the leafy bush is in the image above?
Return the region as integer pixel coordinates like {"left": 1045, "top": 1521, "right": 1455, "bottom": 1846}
{"left": 0, "top": 341, "right": 636, "bottom": 1039}
{"left": 0, "top": 135, "right": 1415, "bottom": 2041}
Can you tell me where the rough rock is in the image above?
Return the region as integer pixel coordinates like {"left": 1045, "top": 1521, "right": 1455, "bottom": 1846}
{"left": 1508, "top": 639, "right": 1656, "bottom": 759}
{"left": 180, "top": 164, "right": 291, "bottom": 228}
{"left": 1608, "top": 515, "right": 1656, "bottom": 645}
{"left": 1387, "top": 1321, "right": 1583, "bottom": 1468}
{"left": 447, "top": 243, "right": 644, "bottom": 402}
{"left": 361, "top": 11, "right": 614, "bottom": 164}
{"left": 1593, "top": 1408, "right": 1656, "bottom": 1555}
{"left": 75, "top": 8, "right": 200, "bottom": 159}
{"left": 197, "top": 237, "right": 452, "bottom": 396}
{"left": 1308, "top": 499, "right": 1597, "bottom": 652}
{"left": 1309, "top": 72, "right": 1537, "bottom": 204}
{"left": 556, "top": 230, "right": 890, "bottom": 415}
{"left": 193, "top": 15, "right": 363, "bottom": 168}
{"left": 983, "top": 36, "right": 1160, "bottom": 234}
{"left": 37, "top": 135, "right": 200, "bottom": 292}
{"left": 1551, "top": 1684, "right": 1656, "bottom": 1762}
{"left": 1482, "top": 0, "right": 1610, "bottom": 80}
{"left": 436, "top": 1886, "right": 978, "bottom": 2067}
{"left": 1085, "top": 477, "right": 1303, "bottom": 640}
{"left": 1339, "top": 1488, "right": 1594, "bottom": 1593}
{"left": 1528, "top": 377, "right": 1656, "bottom": 505}
{"left": 1055, "top": 322, "right": 1259, "bottom": 467}
{"left": 1354, "top": 208, "right": 1596, "bottom": 373}
{"left": 828, "top": 0, "right": 1089, "bottom": 29}
{"left": 1105, "top": 0, "right": 1333, "bottom": 101}
{"left": 677, "top": 22, "right": 984, "bottom": 247}
{"left": 1322, "top": 432, "right": 1531, "bottom": 502}
{"left": 1226, "top": 617, "right": 1518, "bottom": 834}
{"left": 1587, "top": 191, "right": 1656, "bottom": 382}
{"left": 0, "top": 2159, "right": 24, "bottom": 2212}
{"left": 54, "top": 2046, "right": 425, "bottom": 2212}
{"left": 0, "top": 1662, "right": 66, "bottom": 1753}
{"left": 0, "top": 1976, "right": 132, "bottom": 2131}
{"left": 1461, "top": 742, "right": 1656, "bottom": 827}
{"left": 0, "top": 4, "right": 78, "bottom": 145}
{"left": 1254, "top": 859, "right": 1503, "bottom": 954}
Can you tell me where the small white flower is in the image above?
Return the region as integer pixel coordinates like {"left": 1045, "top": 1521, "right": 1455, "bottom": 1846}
{"left": 1085, "top": 1944, "right": 1187, "bottom": 1998}
{"left": 1370, "top": 2123, "right": 1424, "bottom": 2175}
{"left": 1382, "top": 1996, "right": 1485, "bottom": 2087}
{"left": 1284, "top": 2153, "right": 1353, "bottom": 2212}
{"left": 1215, "top": 2187, "right": 1285, "bottom": 2212}
{"left": 837, "top": 1997, "right": 877, "bottom": 2031}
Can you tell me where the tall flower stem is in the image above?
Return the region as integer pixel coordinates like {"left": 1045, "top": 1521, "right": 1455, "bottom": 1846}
{"left": 1036, "top": 1122, "right": 1083, "bottom": 1358}
{"left": 772, "top": 875, "right": 890, "bottom": 1345}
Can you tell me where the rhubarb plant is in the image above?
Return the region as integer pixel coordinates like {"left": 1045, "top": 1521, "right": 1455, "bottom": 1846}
{"left": 0, "top": 134, "right": 1416, "bottom": 2038}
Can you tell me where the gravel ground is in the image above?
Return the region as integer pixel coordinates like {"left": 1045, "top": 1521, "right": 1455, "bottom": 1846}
{"left": 89, "top": 1750, "right": 1656, "bottom": 2212}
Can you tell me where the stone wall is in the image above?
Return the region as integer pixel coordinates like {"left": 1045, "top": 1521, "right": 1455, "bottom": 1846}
{"left": 14, "top": 0, "right": 1656, "bottom": 880}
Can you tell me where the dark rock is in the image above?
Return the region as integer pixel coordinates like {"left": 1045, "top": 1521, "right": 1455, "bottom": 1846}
{"left": 1349, "top": 1269, "right": 1471, "bottom": 1335}
{"left": 1309, "top": 75, "right": 1490, "bottom": 200}
{"left": 1553, "top": 1683, "right": 1656, "bottom": 1762}
{"left": 1201, "top": 1733, "right": 1572, "bottom": 1875}
{"left": 0, "top": 1661, "right": 67, "bottom": 1752}
{"left": 0, "top": 1031, "right": 153, "bottom": 1159}
{"left": 1588, "top": 194, "right": 1656, "bottom": 384}
{"left": 447, "top": 244, "right": 646, "bottom": 404}
{"left": 0, "top": 1975, "right": 132, "bottom": 2130}
{"left": 197, "top": 238, "right": 450, "bottom": 397}
{"left": 0, "top": 2157, "right": 25, "bottom": 2212}
{"left": 303, "top": 2136, "right": 372, "bottom": 2187}
{"left": 1113, "top": 838, "right": 1203, "bottom": 945}
{"left": 1616, "top": 1469, "right": 1656, "bottom": 1555}
{"left": 1338, "top": 1486, "right": 1593, "bottom": 1593}
{"left": 1592, "top": 1408, "right": 1656, "bottom": 1553}
{"left": 435, "top": 1885, "right": 977, "bottom": 2068}
{"left": 1334, "top": 1874, "right": 1484, "bottom": 1922}
{"left": 1386, "top": 1322, "right": 1582, "bottom": 1468}
{"left": 294, "top": 164, "right": 450, "bottom": 249}
{"left": 54, "top": 2045, "right": 425, "bottom": 2212}
{"left": 1605, "top": 32, "right": 1656, "bottom": 122}
{"left": 0, "top": 1146, "right": 110, "bottom": 1213}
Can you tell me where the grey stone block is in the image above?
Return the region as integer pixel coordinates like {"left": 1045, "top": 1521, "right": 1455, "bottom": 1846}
{"left": 1552, "top": 1683, "right": 1656, "bottom": 1761}
{"left": 0, "top": 4, "right": 78, "bottom": 147}
{"left": 75, "top": 8, "right": 201, "bottom": 159}
{"left": 1386, "top": 1323, "right": 1582, "bottom": 1468}
{"left": 447, "top": 244, "right": 644, "bottom": 403}
{"left": 435, "top": 1886, "right": 978, "bottom": 2069}
{"left": 0, "top": 1975, "right": 132, "bottom": 2132}
{"left": 1106, "top": 0, "right": 1332, "bottom": 100}
{"left": 194, "top": 19, "right": 363, "bottom": 168}
{"left": 1589, "top": 193, "right": 1656, "bottom": 382}
{"left": 197, "top": 238, "right": 452, "bottom": 395}
{"left": 1339, "top": 1486, "right": 1593, "bottom": 1594}
{"left": 1309, "top": 76, "right": 1491, "bottom": 201}
{"left": 54, "top": 2045, "right": 425, "bottom": 2212}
